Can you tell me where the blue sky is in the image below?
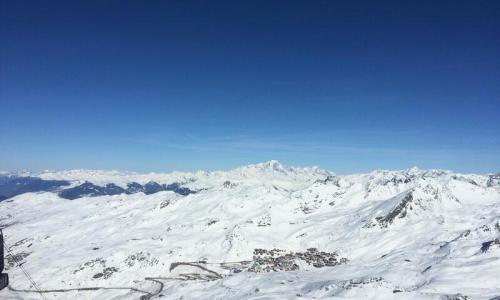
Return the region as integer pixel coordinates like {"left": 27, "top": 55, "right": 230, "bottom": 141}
{"left": 1, "top": 0, "right": 499, "bottom": 174}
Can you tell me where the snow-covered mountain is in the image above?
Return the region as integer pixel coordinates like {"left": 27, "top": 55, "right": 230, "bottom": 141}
{"left": 0, "top": 161, "right": 499, "bottom": 299}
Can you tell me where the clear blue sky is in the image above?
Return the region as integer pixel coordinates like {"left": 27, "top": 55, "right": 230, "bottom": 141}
{"left": 1, "top": 0, "right": 499, "bottom": 174}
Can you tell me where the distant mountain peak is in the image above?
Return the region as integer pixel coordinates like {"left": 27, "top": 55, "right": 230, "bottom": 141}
{"left": 407, "top": 166, "right": 421, "bottom": 173}
{"left": 254, "top": 160, "right": 287, "bottom": 172}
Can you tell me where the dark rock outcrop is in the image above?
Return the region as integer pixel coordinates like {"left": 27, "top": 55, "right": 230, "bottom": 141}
{"left": 125, "top": 182, "right": 144, "bottom": 194}
{"left": 58, "top": 181, "right": 196, "bottom": 200}
{"left": 375, "top": 192, "right": 414, "bottom": 227}
{"left": 487, "top": 174, "right": 500, "bottom": 187}
{"left": 58, "top": 182, "right": 125, "bottom": 200}
{"left": 481, "top": 238, "right": 500, "bottom": 253}
{"left": 144, "top": 181, "right": 164, "bottom": 194}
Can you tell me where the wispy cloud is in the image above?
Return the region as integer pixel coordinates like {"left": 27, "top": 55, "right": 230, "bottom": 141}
{"left": 121, "top": 130, "right": 420, "bottom": 156}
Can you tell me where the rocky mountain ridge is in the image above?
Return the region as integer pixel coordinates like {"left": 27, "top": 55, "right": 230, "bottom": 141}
{"left": 0, "top": 161, "right": 499, "bottom": 299}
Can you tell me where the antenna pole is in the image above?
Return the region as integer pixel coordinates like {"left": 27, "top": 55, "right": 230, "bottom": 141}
{"left": 0, "top": 229, "right": 9, "bottom": 290}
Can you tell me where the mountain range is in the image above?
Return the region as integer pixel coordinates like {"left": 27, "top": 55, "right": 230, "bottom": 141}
{"left": 0, "top": 161, "right": 499, "bottom": 299}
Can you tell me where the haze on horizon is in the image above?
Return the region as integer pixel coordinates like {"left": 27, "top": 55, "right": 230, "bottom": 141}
{"left": 1, "top": 1, "right": 499, "bottom": 174}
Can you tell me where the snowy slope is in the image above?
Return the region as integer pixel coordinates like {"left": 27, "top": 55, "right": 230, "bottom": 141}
{"left": 0, "top": 161, "right": 499, "bottom": 299}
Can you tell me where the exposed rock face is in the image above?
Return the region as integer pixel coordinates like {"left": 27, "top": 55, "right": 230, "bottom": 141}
{"left": 315, "top": 175, "right": 340, "bottom": 186}
{"left": 58, "top": 181, "right": 196, "bottom": 199}
{"left": 223, "top": 181, "right": 237, "bottom": 188}
{"left": 124, "top": 252, "right": 159, "bottom": 267}
{"left": 1, "top": 163, "right": 499, "bottom": 299}
{"left": 481, "top": 238, "right": 500, "bottom": 253}
{"left": 59, "top": 182, "right": 126, "bottom": 199}
{"left": 0, "top": 175, "right": 70, "bottom": 200}
{"left": 164, "top": 183, "right": 194, "bottom": 196}
{"left": 376, "top": 192, "right": 414, "bottom": 227}
{"left": 0, "top": 173, "right": 197, "bottom": 200}
{"left": 143, "top": 181, "right": 164, "bottom": 194}
{"left": 487, "top": 173, "right": 500, "bottom": 187}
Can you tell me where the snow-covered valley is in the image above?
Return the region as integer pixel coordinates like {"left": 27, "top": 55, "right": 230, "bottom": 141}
{"left": 0, "top": 161, "right": 499, "bottom": 299}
